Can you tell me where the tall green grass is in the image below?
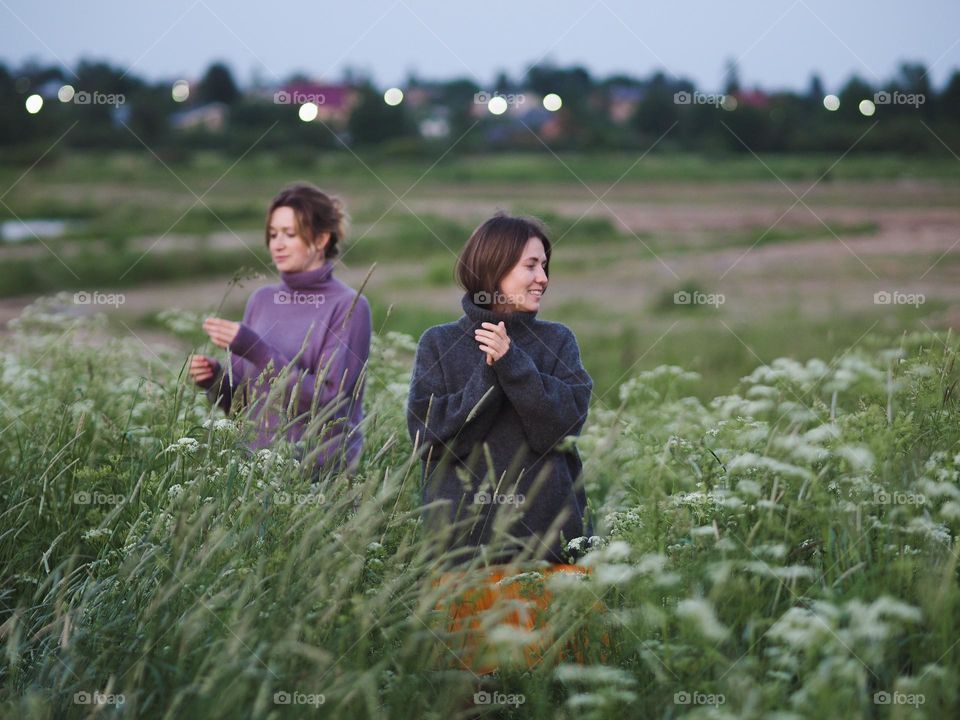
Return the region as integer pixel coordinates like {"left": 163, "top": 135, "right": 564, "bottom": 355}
{"left": 1, "top": 297, "right": 959, "bottom": 718}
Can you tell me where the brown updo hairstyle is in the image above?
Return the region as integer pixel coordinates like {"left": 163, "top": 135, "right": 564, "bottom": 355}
{"left": 264, "top": 182, "right": 347, "bottom": 260}
{"left": 455, "top": 211, "right": 551, "bottom": 305}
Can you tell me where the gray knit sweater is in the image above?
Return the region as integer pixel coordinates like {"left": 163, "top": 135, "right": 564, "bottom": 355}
{"left": 406, "top": 293, "right": 593, "bottom": 566}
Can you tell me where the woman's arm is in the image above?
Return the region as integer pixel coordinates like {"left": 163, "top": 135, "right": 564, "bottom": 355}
{"left": 228, "top": 295, "right": 372, "bottom": 419}
{"left": 197, "top": 296, "right": 257, "bottom": 414}
{"left": 197, "top": 354, "right": 246, "bottom": 414}
{"left": 491, "top": 326, "right": 592, "bottom": 455}
{"left": 406, "top": 328, "right": 505, "bottom": 460}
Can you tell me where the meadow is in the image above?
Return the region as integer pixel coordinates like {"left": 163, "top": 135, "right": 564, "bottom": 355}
{"left": 1, "top": 149, "right": 959, "bottom": 717}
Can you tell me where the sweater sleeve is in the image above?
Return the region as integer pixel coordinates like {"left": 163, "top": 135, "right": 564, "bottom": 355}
{"left": 196, "top": 295, "right": 256, "bottom": 415}
{"left": 406, "top": 328, "right": 505, "bottom": 460}
{"left": 197, "top": 355, "right": 246, "bottom": 414}
{"left": 228, "top": 295, "right": 372, "bottom": 419}
{"left": 491, "top": 326, "right": 593, "bottom": 455}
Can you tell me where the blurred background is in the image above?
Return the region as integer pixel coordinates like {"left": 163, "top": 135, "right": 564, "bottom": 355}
{"left": 1, "top": 0, "right": 959, "bottom": 398}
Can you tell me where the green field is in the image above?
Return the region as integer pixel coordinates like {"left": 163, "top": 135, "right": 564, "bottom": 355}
{"left": 1, "top": 149, "right": 957, "bottom": 398}
{"left": 2, "top": 150, "right": 960, "bottom": 717}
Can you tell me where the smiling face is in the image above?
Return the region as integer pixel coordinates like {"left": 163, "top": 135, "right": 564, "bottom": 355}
{"left": 493, "top": 236, "right": 548, "bottom": 313}
{"left": 267, "top": 206, "right": 327, "bottom": 273}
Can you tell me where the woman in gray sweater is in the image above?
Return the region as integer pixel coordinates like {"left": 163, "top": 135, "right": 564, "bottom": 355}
{"left": 406, "top": 213, "right": 593, "bottom": 567}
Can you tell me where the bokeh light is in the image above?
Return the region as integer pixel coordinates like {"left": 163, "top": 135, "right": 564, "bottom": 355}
{"left": 488, "top": 96, "right": 508, "bottom": 115}
{"left": 171, "top": 80, "right": 190, "bottom": 102}
{"left": 298, "top": 102, "right": 319, "bottom": 122}
{"left": 543, "top": 93, "right": 562, "bottom": 111}
{"left": 25, "top": 94, "right": 43, "bottom": 114}
{"left": 383, "top": 87, "right": 403, "bottom": 106}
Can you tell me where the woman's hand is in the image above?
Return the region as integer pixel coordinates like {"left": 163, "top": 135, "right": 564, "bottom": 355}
{"left": 475, "top": 321, "right": 511, "bottom": 366}
{"left": 203, "top": 317, "right": 240, "bottom": 349}
{"left": 187, "top": 354, "right": 217, "bottom": 384}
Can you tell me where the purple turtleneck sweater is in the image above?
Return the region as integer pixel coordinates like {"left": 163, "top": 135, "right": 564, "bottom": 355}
{"left": 199, "top": 262, "right": 372, "bottom": 476}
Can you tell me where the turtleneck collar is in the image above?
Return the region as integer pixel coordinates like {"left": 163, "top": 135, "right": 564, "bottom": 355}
{"left": 457, "top": 292, "right": 539, "bottom": 332}
{"left": 280, "top": 261, "right": 334, "bottom": 291}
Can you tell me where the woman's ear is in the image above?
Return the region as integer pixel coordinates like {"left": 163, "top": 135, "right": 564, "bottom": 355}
{"left": 313, "top": 231, "right": 331, "bottom": 256}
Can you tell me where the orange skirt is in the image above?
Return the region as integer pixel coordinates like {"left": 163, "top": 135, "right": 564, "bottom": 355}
{"left": 432, "top": 563, "right": 609, "bottom": 675}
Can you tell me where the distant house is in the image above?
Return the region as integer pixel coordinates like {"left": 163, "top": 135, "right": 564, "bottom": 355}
{"left": 401, "top": 84, "right": 452, "bottom": 138}
{"left": 607, "top": 85, "right": 645, "bottom": 124}
{"left": 467, "top": 90, "right": 546, "bottom": 120}
{"left": 418, "top": 106, "right": 451, "bottom": 139}
{"left": 269, "top": 83, "right": 358, "bottom": 123}
{"left": 732, "top": 89, "right": 770, "bottom": 109}
{"left": 170, "top": 102, "right": 228, "bottom": 132}
{"left": 481, "top": 107, "right": 562, "bottom": 144}
{"left": 405, "top": 84, "right": 442, "bottom": 109}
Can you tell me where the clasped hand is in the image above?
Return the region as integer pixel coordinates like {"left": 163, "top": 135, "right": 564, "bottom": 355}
{"left": 475, "top": 321, "right": 510, "bottom": 366}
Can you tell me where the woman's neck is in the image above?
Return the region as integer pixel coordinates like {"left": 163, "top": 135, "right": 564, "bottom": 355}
{"left": 280, "top": 260, "right": 334, "bottom": 291}
{"left": 302, "top": 258, "right": 326, "bottom": 273}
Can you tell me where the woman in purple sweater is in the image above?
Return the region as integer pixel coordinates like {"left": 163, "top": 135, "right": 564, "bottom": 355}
{"left": 188, "top": 183, "right": 372, "bottom": 480}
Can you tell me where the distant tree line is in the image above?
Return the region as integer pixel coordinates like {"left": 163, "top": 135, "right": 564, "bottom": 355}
{"left": 1, "top": 58, "right": 958, "bottom": 162}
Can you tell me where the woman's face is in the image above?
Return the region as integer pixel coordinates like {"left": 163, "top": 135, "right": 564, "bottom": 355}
{"left": 494, "top": 236, "right": 548, "bottom": 313}
{"left": 267, "top": 206, "right": 327, "bottom": 273}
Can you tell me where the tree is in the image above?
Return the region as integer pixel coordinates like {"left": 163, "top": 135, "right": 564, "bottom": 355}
{"left": 526, "top": 63, "right": 593, "bottom": 104}
{"left": 807, "top": 73, "right": 825, "bottom": 103}
{"left": 347, "top": 83, "right": 415, "bottom": 145}
{"left": 939, "top": 70, "right": 960, "bottom": 119}
{"left": 893, "top": 61, "right": 934, "bottom": 117}
{"left": 635, "top": 71, "right": 680, "bottom": 137}
{"left": 199, "top": 62, "right": 239, "bottom": 104}
{"left": 838, "top": 74, "right": 874, "bottom": 119}
{"left": 723, "top": 58, "right": 741, "bottom": 95}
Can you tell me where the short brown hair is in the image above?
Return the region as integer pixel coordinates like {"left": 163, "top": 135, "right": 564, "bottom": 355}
{"left": 265, "top": 183, "right": 347, "bottom": 259}
{"left": 455, "top": 212, "right": 551, "bottom": 304}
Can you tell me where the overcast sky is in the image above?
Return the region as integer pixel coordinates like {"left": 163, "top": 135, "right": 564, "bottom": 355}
{"left": 3, "top": 1, "right": 959, "bottom": 92}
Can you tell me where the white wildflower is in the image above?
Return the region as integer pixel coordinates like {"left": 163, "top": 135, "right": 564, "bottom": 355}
{"left": 737, "top": 479, "right": 763, "bottom": 497}
{"left": 164, "top": 436, "right": 200, "bottom": 454}
{"left": 677, "top": 598, "right": 730, "bottom": 641}
{"left": 767, "top": 603, "right": 839, "bottom": 649}
{"left": 906, "top": 517, "right": 951, "bottom": 545}
{"left": 803, "top": 423, "right": 841, "bottom": 443}
{"left": 555, "top": 663, "right": 637, "bottom": 687}
{"left": 727, "top": 453, "right": 815, "bottom": 482}
{"left": 835, "top": 445, "right": 875, "bottom": 472}
{"left": 773, "top": 435, "right": 830, "bottom": 463}
{"left": 81, "top": 528, "right": 112, "bottom": 541}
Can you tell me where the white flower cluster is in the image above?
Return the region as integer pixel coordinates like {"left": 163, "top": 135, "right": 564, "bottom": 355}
{"left": 164, "top": 437, "right": 202, "bottom": 455}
